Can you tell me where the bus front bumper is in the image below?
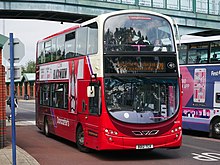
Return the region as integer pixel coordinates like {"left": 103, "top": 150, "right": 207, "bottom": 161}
{"left": 100, "top": 131, "right": 182, "bottom": 150}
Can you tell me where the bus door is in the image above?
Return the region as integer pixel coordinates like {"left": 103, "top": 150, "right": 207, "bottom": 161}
{"left": 213, "top": 81, "right": 220, "bottom": 108}
{"left": 77, "top": 79, "right": 101, "bottom": 149}
{"left": 85, "top": 81, "right": 101, "bottom": 149}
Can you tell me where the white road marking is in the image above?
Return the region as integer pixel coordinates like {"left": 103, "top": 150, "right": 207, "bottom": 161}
{"left": 193, "top": 136, "right": 220, "bottom": 142}
{"left": 183, "top": 144, "right": 219, "bottom": 153}
{"left": 192, "top": 152, "right": 220, "bottom": 162}
{"left": 6, "top": 120, "right": 35, "bottom": 126}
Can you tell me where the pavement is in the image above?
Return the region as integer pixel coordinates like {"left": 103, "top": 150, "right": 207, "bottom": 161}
{"left": 0, "top": 144, "right": 40, "bottom": 165}
{"left": 0, "top": 99, "right": 40, "bottom": 165}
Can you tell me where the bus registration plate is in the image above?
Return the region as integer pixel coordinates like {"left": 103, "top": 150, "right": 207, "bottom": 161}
{"left": 136, "top": 144, "right": 153, "bottom": 149}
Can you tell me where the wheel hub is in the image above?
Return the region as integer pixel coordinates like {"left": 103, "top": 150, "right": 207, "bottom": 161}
{"left": 214, "top": 122, "right": 220, "bottom": 134}
{"left": 78, "top": 132, "right": 84, "bottom": 145}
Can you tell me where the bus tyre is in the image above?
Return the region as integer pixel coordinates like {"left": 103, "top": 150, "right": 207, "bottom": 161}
{"left": 44, "top": 118, "right": 50, "bottom": 137}
{"left": 211, "top": 118, "right": 220, "bottom": 138}
{"left": 76, "top": 126, "right": 90, "bottom": 152}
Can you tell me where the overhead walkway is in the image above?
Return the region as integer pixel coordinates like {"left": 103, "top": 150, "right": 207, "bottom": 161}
{"left": 1, "top": 0, "right": 220, "bottom": 36}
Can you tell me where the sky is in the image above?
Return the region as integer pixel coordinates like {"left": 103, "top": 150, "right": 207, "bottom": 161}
{"left": 0, "top": 19, "right": 74, "bottom": 67}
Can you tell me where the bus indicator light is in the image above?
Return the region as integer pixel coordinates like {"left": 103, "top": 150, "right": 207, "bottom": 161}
{"left": 104, "top": 128, "right": 118, "bottom": 136}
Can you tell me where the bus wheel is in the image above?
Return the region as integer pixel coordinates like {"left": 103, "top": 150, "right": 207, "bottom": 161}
{"left": 76, "top": 126, "right": 90, "bottom": 152}
{"left": 44, "top": 118, "right": 50, "bottom": 137}
{"left": 211, "top": 118, "right": 220, "bottom": 138}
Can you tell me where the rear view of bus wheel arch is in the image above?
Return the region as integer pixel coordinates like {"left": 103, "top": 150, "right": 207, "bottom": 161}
{"left": 211, "top": 118, "right": 220, "bottom": 138}
{"left": 76, "top": 126, "right": 91, "bottom": 152}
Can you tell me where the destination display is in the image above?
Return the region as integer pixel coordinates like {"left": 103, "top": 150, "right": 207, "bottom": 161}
{"left": 119, "top": 61, "right": 165, "bottom": 72}
{"left": 104, "top": 56, "right": 177, "bottom": 74}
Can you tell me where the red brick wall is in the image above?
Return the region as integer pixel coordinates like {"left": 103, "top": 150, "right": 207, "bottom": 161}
{"left": 0, "top": 48, "right": 6, "bottom": 148}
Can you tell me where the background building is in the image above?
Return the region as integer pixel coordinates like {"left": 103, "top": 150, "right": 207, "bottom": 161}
{"left": 5, "top": 73, "right": 35, "bottom": 100}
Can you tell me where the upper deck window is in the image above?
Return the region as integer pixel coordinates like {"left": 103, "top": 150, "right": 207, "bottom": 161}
{"left": 76, "top": 22, "right": 98, "bottom": 56}
{"left": 104, "top": 13, "right": 175, "bottom": 53}
{"left": 57, "top": 35, "right": 65, "bottom": 60}
{"left": 210, "top": 41, "right": 220, "bottom": 63}
{"left": 179, "top": 44, "right": 187, "bottom": 64}
{"left": 45, "top": 40, "right": 52, "bottom": 63}
{"left": 188, "top": 43, "right": 208, "bottom": 64}
{"left": 65, "top": 32, "right": 76, "bottom": 58}
{"left": 37, "top": 42, "right": 44, "bottom": 64}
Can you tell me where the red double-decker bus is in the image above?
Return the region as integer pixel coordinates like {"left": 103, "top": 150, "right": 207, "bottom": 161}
{"left": 36, "top": 9, "right": 182, "bottom": 152}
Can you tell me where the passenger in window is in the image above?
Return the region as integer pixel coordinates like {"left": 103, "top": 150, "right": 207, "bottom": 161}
{"left": 56, "top": 95, "right": 63, "bottom": 108}
{"left": 195, "top": 55, "right": 201, "bottom": 63}
{"left": 153, "top": 39, "right": 167, "bottom": 52}
{"left": 53, "top": 97, "right": 57, "bottom": 107}
{"left": 56, "top": 49, "right": 62, "bottom": 60}
{"left": 211, "top": 53, "right": 218, "bottom": 62}
{"left": 153, "top": 39, "right": 161, "bottom": 51}
{"left": 61, "top": 50, "right": 65, "bottom": 59}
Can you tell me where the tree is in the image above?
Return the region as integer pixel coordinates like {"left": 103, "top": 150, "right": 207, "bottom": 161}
{"left": 22, "top": 60, "right": 36, "bottom": 74}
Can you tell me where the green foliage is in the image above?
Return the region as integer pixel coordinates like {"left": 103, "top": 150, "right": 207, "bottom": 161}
{"left": 22, "top": 60, "right": 36, "bottom": 74}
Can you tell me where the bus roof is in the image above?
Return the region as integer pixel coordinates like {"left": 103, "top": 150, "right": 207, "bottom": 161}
{"left": 101, "top": 9, "right": 172, "bottom": 21}
{"left": 38, "top": 25, "right": 79, "bottom": 43}
{"left": 38, "top": 9, "right": 174, "bottom": 43}
{"left": 80, "top": 9, "right": 174, "bottom": 27}
{"left": 180, "top": 35, "right": 220, "bottom": 44}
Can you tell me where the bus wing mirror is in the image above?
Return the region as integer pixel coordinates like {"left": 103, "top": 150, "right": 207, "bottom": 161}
{"left": 87, "top": 86, "right": 95, "bottom": 97}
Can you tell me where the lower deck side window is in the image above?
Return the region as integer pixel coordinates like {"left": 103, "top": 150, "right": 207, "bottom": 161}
{"left": 216, "top": 93, "right": 220, "bottom": 103}
{"left": 40, "top": 83, "right": 68, "bottom": 109}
